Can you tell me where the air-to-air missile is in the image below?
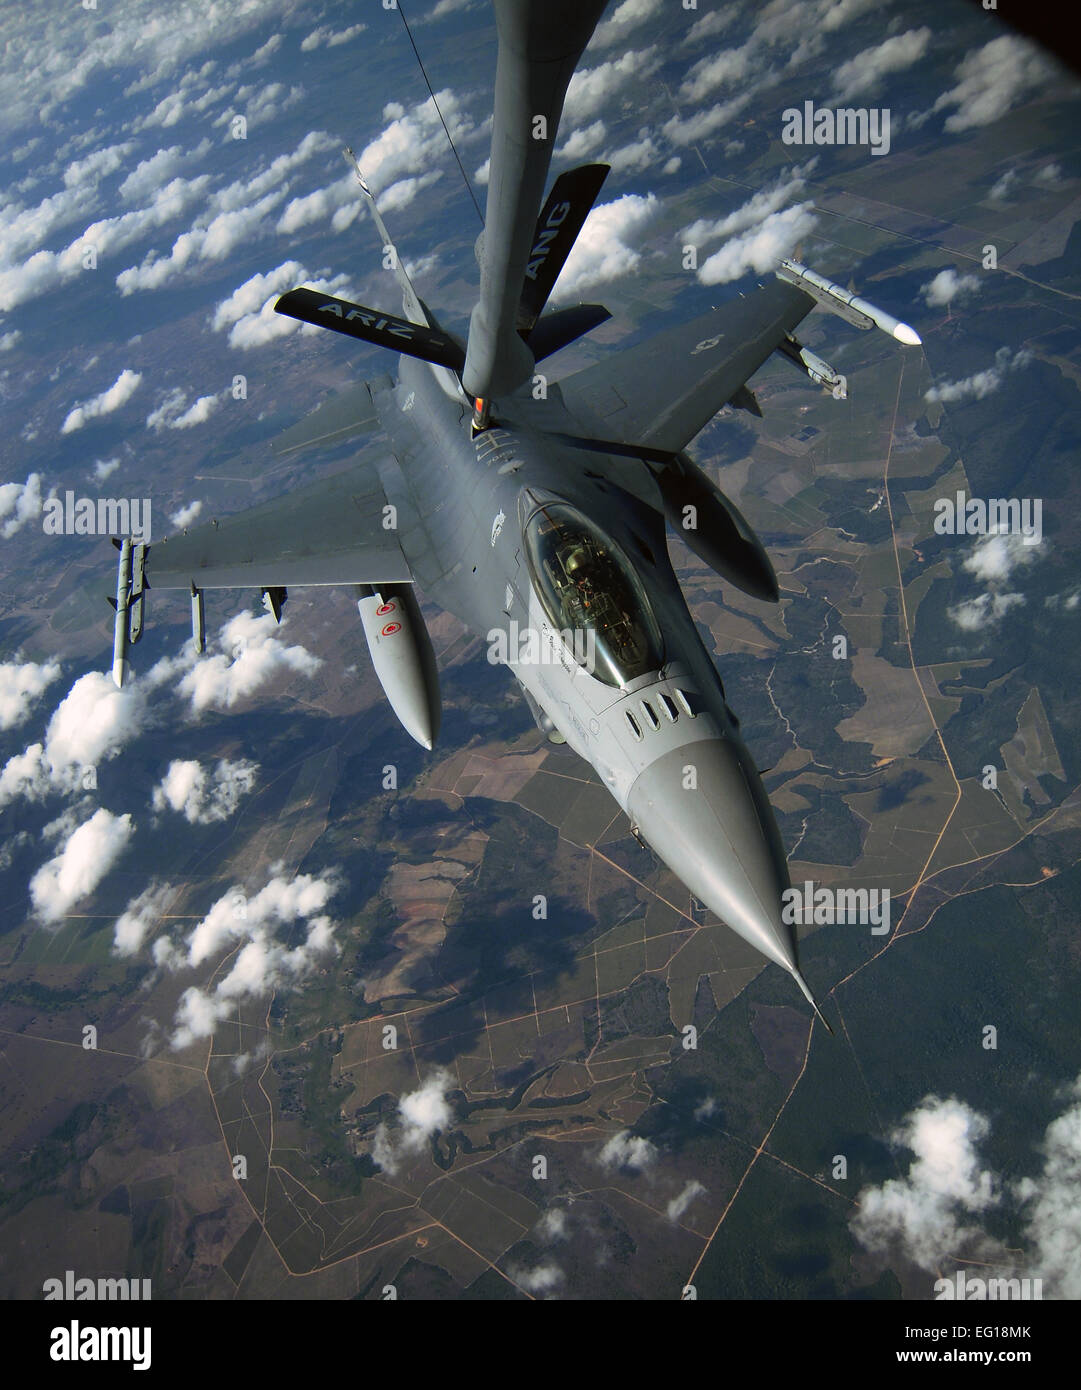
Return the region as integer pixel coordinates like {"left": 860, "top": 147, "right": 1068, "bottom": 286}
{"left": 356, "top": 583, "right": 441, "bottom": 751}
{"left": 109, "top": 537, "right": 132, "bottom": 689}
{"left": 777, "top": 258, "right": 922, "bottom": 345}
{"left": 190, "top": 582, "right": 205, "bottom": 654}
{"left": 776, "top": 334, "right": 847, "bottom": 397}
{"left": 128, "top": 542, "right": 146, "bottom": 644}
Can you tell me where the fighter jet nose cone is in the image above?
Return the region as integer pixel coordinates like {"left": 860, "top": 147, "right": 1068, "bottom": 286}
{"left": 894, "top": 321, "right": 922, "bottom": 346}
{"left": 627, "top": 737, "right": 798, "bottom": 974}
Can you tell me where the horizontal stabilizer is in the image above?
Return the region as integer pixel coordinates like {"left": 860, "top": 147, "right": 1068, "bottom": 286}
{"left": 519, "top": 163, "right": 610, "bottom": 332}
{"left": 271, "top": 383, "right": 378, "bottom": 457}
{"left": 275, "top": 289, "right": 465, "bottom": 372}
{"left": 528, "top": 303, "right": 611, "bottom": 362}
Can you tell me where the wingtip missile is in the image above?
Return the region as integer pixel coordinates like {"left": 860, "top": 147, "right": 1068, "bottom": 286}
{"left": 893, "top": 321, "right": 922, "bottom": 347}
{"left": 110, "top": 537, "right": 132, "bottom": 689}
{"left": 777, "top": 259, "right": 922, "bottom": 350}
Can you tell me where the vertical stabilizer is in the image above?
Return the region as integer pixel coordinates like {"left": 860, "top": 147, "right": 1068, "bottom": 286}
{"left": 343, "top": 146, "right": 430, "bottom": 327}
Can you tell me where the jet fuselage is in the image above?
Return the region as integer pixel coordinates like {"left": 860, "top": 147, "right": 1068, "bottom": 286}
{"left": 371, "top": 352, "right": 809, "bottom": 984}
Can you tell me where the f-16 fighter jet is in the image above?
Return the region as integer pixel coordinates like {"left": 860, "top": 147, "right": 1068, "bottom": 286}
{"left": 107, "top": 1, "right": 920, "bottom": 1032}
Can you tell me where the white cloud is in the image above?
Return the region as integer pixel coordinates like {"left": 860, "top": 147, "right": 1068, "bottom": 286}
{"left": 820, "top": 0, "right": 878, "bottom": 30}
{"left": 536, "top": 1208, "right": 568, "bottom": 1241}
{"left": 400, "top": 1068, "right": 455, "bottom": 1150}
{"left": 662, "top": 94, "right": 752, "bottom": 147}
{"left": 1017, "top": 1081, "right": 1081, "bottom": 1298}
{"left": 552, "top": 193, "right": 658, "bottom": 300}
{"left": 831, "top": 28, "right": 931, "bottom": 101}
{"left": 343, "top": 91, "right": 476, "bottom": 204}
{"left": 853, "top": 1085, "right": 1081, "bottom": 1296}
{"left": 925, "top": 346, "right": 1032, "bottom": 403}
{"left": 43, "top": 671, "right": 147, "bottom": 790}
{"left": 93, "top": 456, "right": 121, "bottom": 481}
{"left": 374, "top": 171, "right": 442, "bottom": 216}
{"left": 947, "top": 523, "right": 1044, "bottom": 633}
{"left": 852, "top": 1094, "right": 997, "bottom": 1268}
{"left": 424, "top": 0, "right": 478, "bottom": 19}
{"left": 557, "top": 120, "right": 607, "bottom": 161}
{"left": 606, "top": 131, "right": 664, "bottom": 177}
{"left": 1033, "top": 163, "right": 1063, "bottom": 188}
{"left": 698, "top": 202, "right": 818, "bottom": 285}
{"left": 152, "top": 757, "right": 258, "bottom": 823}
{"left": 921, "top": 268, "right": 982, "bottom": 308}
{"left": 146, "top": 389, "right": 222, "bottom": 432}
{"left": 63, "top": 141, "right": 135, "bottom": 190}
{"left": 565, "top": 50, "right": 657, "bottom": 124}
{"left": 0, "top": 657, "right": 61, "bottom": 730}
{"left": 598, "top": 1128, "right": 657, "bottom": 1172}
{"left": 1, "top": 0, "right": 296, "bottom": 137}
{"left": 686, "top": 10, "right": 737, "bottom": 43}
{"left": 680, "top": 44, "right": 757, "bottom": 104}
{"left": 684, "top": 163, "right": 816, "bottom": 247}
{"left": 0, "top": 743, "right": 47, "bottom": 805}
{"left": 0, "top": 669, "right": 151, "bottom": 809}
{"left": 300, "top": 23, "right": 367, "bottom": 51}
{"left": 990, "top": 169, "right": 1018, "bottom": 202}
{"left": 948, "top": 590, "right": 1025, "bottom": 633}
{"left": 962, "top": 529, "right": 1042, "bottom": 586}
{"left": 509, "top": 1261, "right": 564, "bottom": 1294}
{"left": 118, "top": 141, "right": 211, "bottom": 204}
{"left": 474, "top": 158, "right": 490, "bottom": 186}
{"left": 667, "top": 1179, "right": 706, "bottom": 1221}
{"left": 30, "top": 807, "right": 134, "bottom": 923}
{"left": 209, "top": 260, "right": 355, "bottom": 350}
{"left": 60, "top": 369, "right": 142, "bottom": 434}
{"left": 169, "top": 499, "right": 202, "bottom": 528}
{"left": 112, "top": 133, "right": 336, "bottom": 295}
{"left": 591, "top": 0, "right": 662, "bottom": 47}
{"left": 246, "top": 33, "right": 280, "bottom": 65}
{"left": 370, "top": 1069, "right": 457, "bottom": 1172}
{"left": 932, "top": 35, "right": 1054, "bottom": 133}
{"left": 146, "top": 866, "right": 341, "bottom": 1046}
{"left": 0, "top": 329, "right": 20, "bottom": 351}
{"left": 0, "top": 472, "right": 43, "bottom": 537}
{"left": 149, "top": 609, "right": 322, "bottom": 713}
{"left": 113, "top": 881, "right": 175, "bottom": 957}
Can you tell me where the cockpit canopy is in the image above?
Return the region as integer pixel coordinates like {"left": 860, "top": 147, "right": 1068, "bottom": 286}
{"left": 522, "top": 500, "right": 663, "bottom": 687}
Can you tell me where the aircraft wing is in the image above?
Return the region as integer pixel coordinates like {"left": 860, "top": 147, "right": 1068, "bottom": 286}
{"left": 143, "top": 460, "right": 411, "bottom": 590}
{"left": 557, "top": 279, "right": 817, "bottom": 455}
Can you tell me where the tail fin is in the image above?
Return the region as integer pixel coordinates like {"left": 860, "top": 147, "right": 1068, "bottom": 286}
{"left": 519, "top": 163, "right": 610, "bottom": 334}
{"left": 342, "top": 146, "right": 430, "bottom": 328}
